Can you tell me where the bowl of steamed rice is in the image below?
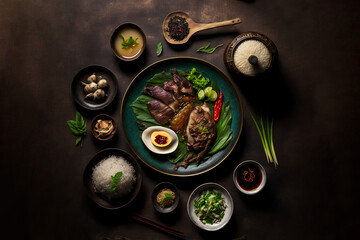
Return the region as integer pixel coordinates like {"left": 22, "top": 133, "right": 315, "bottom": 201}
{"left": 224, "top": 32, "right": 278, "bottom": 77}
{"left": 83, "top": 148, "right": 142, "bottom": 209}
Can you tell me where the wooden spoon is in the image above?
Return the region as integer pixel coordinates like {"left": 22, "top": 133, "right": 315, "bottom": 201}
{"left": 162, "top": 11, "right": 242, "bottom": 45}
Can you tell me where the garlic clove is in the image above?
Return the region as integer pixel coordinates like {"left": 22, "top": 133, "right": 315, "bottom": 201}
{"left": 85, "top": 92, "right": 95, "bottom": 99}
{"left": 97, "top": 79, "right": 108, "bottom": 89}
{"left": 87, "top": 73, "right": 97, "bottom": 83}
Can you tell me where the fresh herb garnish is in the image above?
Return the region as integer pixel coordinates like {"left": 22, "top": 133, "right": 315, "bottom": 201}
{"left": 250, "top": 113, "right": 278, "bottom": 168}
{"left": 197, "top": 43, "right": 223, "bottom": 54}
{"left": 186, "top": 68, "right": 210, "bottom": 91}
{"left": 161, "top": 192, "right": 173, "bottom": 204}
{"left": 66, "top": 112, "right": 87, "bottom": 146}
{"left": 110, "top": 171, "right": 123, "bottom": 192}
{"left": 156, "top": 41, "right": 163, "bottom": 56}
{"left": 119, "top": 34, "right": 139, "bottom": 49}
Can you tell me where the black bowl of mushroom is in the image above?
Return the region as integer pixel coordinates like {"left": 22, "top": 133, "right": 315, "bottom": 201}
{"left": 71, "top": 65, "right": 118, "bottom": 110}
{"left": 91, "top": 114, "right": 117, "bottom": 141}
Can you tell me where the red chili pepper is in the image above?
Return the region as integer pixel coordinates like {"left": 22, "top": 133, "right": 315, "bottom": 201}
{"left": 214, "top": 91, "right": 223, "bottom": 122}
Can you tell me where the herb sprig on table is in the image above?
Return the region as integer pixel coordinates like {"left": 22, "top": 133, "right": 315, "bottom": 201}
{"left": 197, "top": 43, "right": 223, "bottom": 54}
{"left": 119, "top": 34, "right": 139, "bottom": 49}
{"left": 66, "top": 112, "right": 87, "bottom": 146}
{"left": 110, "top": 172, "right": 123, "bottom": 192}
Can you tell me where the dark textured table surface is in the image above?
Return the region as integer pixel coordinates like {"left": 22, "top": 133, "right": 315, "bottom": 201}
{"left": 1, "top": 0, "right": 359, "bottom": 239}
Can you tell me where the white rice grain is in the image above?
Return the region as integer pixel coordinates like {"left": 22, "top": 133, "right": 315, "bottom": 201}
{"left": 234, "top": 39, "right": 271, "bottom": 76}
{"left": 92, "top": 155, "right": 136, "bottom": 200}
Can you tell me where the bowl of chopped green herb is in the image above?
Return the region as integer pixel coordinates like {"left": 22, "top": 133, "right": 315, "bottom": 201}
{"left": 187, "top": 183, "right": 233, "bottom": 231}
{"left": 152, "top": 182, "right": 180, "bottom": 213}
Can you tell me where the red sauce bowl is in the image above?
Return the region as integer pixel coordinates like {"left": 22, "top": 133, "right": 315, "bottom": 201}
{"left": 233, "top": 160, "right": 266, "bottom": 195}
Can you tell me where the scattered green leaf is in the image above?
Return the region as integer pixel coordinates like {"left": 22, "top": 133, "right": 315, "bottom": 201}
{"left": 156, "top": 42, "right": 163, "bottom": 56}
{"left": 66, "top": 112, "right": 87, "bottom": 146}
{"left": 197, "top": 43, "right": 223, "bottom": 54}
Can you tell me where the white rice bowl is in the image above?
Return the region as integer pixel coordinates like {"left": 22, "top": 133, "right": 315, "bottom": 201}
{"left": 233, "top": 39, "right": 271, "bottom": 76}
{"left": 92, "top": 155, "right": 136, "bottom": 200}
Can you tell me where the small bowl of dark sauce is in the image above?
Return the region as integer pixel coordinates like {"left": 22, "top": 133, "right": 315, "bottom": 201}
{"left": 233, "top": 160, "right": 266, "bottom": 195}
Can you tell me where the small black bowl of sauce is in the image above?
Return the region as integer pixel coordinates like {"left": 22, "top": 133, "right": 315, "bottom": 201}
{"left": 233, "top": 160, "right": 266, "bottom": 195}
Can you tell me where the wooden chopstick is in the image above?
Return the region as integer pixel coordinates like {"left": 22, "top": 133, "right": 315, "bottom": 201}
{"left": 131, "top": 213, "right": 185, "bottom": 239}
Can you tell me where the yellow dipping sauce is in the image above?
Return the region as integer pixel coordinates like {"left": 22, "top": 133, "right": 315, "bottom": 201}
{"left": 115, "top": 27, "right": 144, "bottom": 59}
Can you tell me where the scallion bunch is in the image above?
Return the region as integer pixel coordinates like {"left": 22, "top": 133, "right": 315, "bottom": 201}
{"left": 250, "top": 112, "right": 278, "bottom": 168}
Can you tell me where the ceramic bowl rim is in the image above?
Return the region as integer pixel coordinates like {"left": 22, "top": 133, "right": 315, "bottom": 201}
{"left": 187, "top": 182, "right": 234, "bottom": 231}
{"left": 233, "top": 160, "right": 267, "bottom": 195}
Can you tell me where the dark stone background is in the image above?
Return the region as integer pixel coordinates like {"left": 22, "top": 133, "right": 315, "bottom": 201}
{"left": 0, "top": 0, "right": 359, "bottom": 239}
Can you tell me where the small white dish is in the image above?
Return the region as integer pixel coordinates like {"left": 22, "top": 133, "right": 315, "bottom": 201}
{"left": 187, "top": 182, "right": 234, "bottom": 231}
{"left": 141, "top": 126, "right": 178, "bottom": 154}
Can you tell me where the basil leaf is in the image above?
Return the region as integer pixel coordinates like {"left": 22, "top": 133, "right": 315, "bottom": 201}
{"left": 110, "top": 171, "right": 123, "bottom": 191}
{"left": 76, "top": 112, "right": 82, "bottom": 125}
{"left": 76, "top": 136, "right": 82, "bottom": 145}
{"left": 67, "top": 112, "right": 87, "bottom": 146}
{"left": 156, "top": 42, "right": 163, "bottom": 56}
{"left": 67, "top": 121, "right": 80, "bottom": 135}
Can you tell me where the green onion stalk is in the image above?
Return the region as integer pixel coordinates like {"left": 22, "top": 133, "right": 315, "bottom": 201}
{"left": 250, "top": 112, "right": 278, "bottom": 168}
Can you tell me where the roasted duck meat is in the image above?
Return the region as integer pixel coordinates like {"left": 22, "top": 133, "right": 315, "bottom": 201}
{"left": 174, "top": 102, "right": 217, "bottom": 170}
{"left": 170, "top": 68, "right": 194, "bottom": 96}
{"left": 142, "top": 85, "right": 179, "bottom": 110}
{"left": 147, "top": 100, "right": 175, "bottom": 125}
{"left": 163, "top": 80, "right": 181, "bottom": 99}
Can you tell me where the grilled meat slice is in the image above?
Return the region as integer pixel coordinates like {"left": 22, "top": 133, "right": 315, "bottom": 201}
{"left": 170, "top": 68, "right": 194, "bottom": 96}
{"left": 163, "top": 80, "right": 181, "bottom": 99}
{"left": 142, "top": 85, "right": 179, "bottom": 110}
{"left": 147, "top": 100, "right": 175, "bottom": 125}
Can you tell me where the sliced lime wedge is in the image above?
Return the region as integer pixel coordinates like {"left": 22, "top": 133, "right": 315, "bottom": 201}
{"left": 209, "top": 90, "right": 218, "bottom": 101}
{"left": 198, "top": 89, "right": 205, "bottom": 100}
{"left": 204, "top": 86, "right": 212, "bottom": 98}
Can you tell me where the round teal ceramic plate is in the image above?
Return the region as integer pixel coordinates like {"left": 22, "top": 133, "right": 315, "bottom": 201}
{"left": 121, "top": 57, "right": 243, "bottom": 177}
